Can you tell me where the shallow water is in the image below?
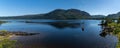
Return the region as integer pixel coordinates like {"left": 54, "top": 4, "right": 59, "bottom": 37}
{"left": 0, "top": 20, "right": 118, "bottom": 48}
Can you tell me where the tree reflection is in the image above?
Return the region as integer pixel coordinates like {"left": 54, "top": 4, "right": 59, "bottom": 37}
{"left": 45, "top": 22, "right": 80, "bottom": 29}
{"left": 99, "top": 20, "right": 114, "bottom": 37}
{"left": 0, "top": 20, "right": 7, "bottom": 25}
{"left": 81, "top": 22, "right": 85, "bottom": 31}
{"left": 100, "top": 31, "right": 107, "bottom": 37}
{"left": 81, "top": 27, "right": 84, "bottom": 31}
{"left": 25, "top": 21, "right": 81, "bottom": 29}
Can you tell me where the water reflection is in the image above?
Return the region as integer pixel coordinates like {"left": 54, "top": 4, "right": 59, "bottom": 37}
{"left": 81, "top": 22, "right": 85, "bottom": 31}
{"left": 0, "top": 21, "right": 7, "bottom": 25}
{"left": 25, "top": 21, "right": 81, "bottom": 29}
{"left": 0, "top": 20, "right": 117, "bottom": 48}
{"left": 99, "top": 25, "right": 113, "bottom": 37}
{"left": 44, "top": 22, "right": 81, "bottom": 29}
{"left": 81, "top": 27, "right": 84, "bottom": 31}
{"left": 99, "top": 29, "right": 113, "bottom": 38}
{"left": 100, "top": 31, "right": 107, "bottom": 37}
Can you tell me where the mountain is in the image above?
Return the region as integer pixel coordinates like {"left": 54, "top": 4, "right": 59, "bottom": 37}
{"left": 44, "top": 9, "right": 90, "bottom": 19}
{"left": 92, "top": 15, "right": 106, "bottom": 17}
{"left": 0, "top": 9, "right": 91, "bottom": 20}
{"left": 107, "top": 12, "right": 120, "bottom": 19}
{"left": 91, "top": 15, "right": 106, "bottom": 19}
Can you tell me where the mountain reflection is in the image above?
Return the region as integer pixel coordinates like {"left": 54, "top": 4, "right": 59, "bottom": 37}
{"left": 25, "top": 21, "right": 81, "bottom": 29}
{"left": 0, "top": 21, "right": 7, "bottom": 25}
{"left": 44, "top": 22, "right": 80, "bottom": 29}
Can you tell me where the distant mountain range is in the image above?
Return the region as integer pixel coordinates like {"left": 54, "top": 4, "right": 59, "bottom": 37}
{"left": 1, "top": 9, "right": 120, "bottom": 20}
{"left": 106, "top": 12, "right": 120, "bottom": 19}
{"left": 90, "top": 15, "right": 106, "bottom": 19}
{"left": 0, "top": 9, "right": 91, "bottom": 20}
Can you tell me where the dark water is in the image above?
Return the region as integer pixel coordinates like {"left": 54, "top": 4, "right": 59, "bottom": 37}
{"left": 0, "top": 20, "right": 118, "bottom": 48}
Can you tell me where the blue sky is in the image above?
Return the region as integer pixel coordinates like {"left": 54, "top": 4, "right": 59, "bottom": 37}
{"left": 0, "top": 0, "right": 120, "bottom": 16}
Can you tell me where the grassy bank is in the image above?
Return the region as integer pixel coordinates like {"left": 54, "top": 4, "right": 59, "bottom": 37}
{"left": 0, "top": 30, "right": 16, "bottom": 48}
{"left": 116, "top": 33, "right": 120, "bottom": 48}
{"left": 107, "top": 23, "right": 120, "bottom": 48}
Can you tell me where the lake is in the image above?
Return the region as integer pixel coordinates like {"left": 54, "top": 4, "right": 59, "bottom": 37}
{"left": 0, "top": 20, "right": 118, "bottom": 48}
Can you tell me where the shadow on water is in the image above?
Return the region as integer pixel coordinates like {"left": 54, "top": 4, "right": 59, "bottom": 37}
{"left": 24, "top": 21, "right": 83, "bottom": 29}
{"left": 99, "top": 27, "right": 113, "bottom": 37}
{"left": 0, "top": 20, "right": 7, "bottom": 25}
{"left": 100, "top": 31, "right": 108, "bottom": 37}
{"left": 99, "top": 22, "right": 114, "bottom": 38}
{"left": 43, "top": 22, "right": 81, "bottom": 29}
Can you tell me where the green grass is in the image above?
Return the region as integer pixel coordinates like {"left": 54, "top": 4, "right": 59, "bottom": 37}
{"left": 116, "top": 33, "right": 120, "bottom": 48}
{"left": 0, "top": 30, "right": 16, "bottom": 48}
{"left": 108, "top": 23, "right": 120, "bottom": 48}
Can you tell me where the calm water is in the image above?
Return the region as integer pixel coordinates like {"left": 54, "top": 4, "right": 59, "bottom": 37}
{"left": 0, "top": 20, "right": 118, "bottom": 48}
